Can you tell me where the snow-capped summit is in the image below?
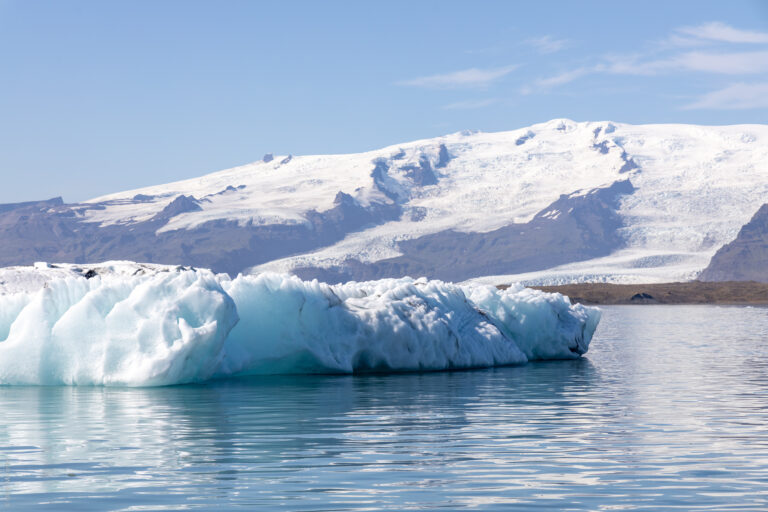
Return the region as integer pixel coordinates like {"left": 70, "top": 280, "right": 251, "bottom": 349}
{"left": 1, "top": 119, "right": 766, "bottom": 283}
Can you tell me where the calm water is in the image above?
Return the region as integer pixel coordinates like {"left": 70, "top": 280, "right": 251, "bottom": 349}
{"left": 2, "top": 305, "right": 768, "bottom": 511}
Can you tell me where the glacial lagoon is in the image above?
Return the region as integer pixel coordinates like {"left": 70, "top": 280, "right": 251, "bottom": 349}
{"left": 2, "top": 305, "right": 767, "bottom": 511}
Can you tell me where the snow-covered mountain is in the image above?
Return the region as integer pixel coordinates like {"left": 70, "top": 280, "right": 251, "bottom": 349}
{"left": 1, "top": 119, "right": 766, "bottom": 284}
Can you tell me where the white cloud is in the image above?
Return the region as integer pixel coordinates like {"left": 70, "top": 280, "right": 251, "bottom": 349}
{"left": 525, "top": 36, "right": 569, "bottom": 54}
{"left": 677, "top": 50, "right": 768, "bottom": 74}
{"left": 398, "top": 65, "right": 518, "bottom": 88}
{"left": 442, "top": 98, "right": 497, "bottom": 110}
{"left": 663, "top": 34, "right": 710, "bottom": 48}
{"left": 676, "top": 22, "right": 768, "bottom": 44}
{"left": 535, "top": 67, "right": 595, "bottom": 87}
{"left": 601, "top": 54, "right": 673, "bottom": 75}
{"left": 683, "top": 82, "right": 768, "bottom": 109}
{"left": 604, "top": 50, "right": 768, "bottom": 76}
{"left": 526, "top": 47, "right": 768, "bottom": 96}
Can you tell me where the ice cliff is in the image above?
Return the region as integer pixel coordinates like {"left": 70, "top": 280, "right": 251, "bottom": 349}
{"left": 0, "top": 263, "right": 600, "bottom": 386}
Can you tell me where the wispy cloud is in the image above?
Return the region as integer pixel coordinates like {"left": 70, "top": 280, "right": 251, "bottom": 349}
{"left": 683, "top": 82, "right": 768, "bottom": 109}
{"left": 663, "top": 34, "right": 711, "bottom": 48}
{"left": 535, "top": 67, "right": 595, "bottom": 88}
{"left": 525, "top": 36, "right": 569, "bottom": 54}
{"left": 526, "top": 21, "right": 768, "bottom": 97}
{"left": 676, "top": 50, "right": 768, "bottom": 74}
{"left": 532, "top": 49, "right": 768, "bottom": 91}
{"left": 442, "top": 98, "right": 497, "bottom": 110}
{"left": 605, "top": 50, "right": 768, "bottom": 75}
{"left": 397, "top": 65, "right": 518, "bottom": 88}
{"left": 676, "top": 22, "right": 768, "bottom": 44}
{"left": 600, "top": 54, "right": 674, "bottom": 75}
{"left": 408, "top": 21, "right": 768, "bottom": 113}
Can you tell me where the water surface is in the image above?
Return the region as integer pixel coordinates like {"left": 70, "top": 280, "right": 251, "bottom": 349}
{"left": 2, "top": 305, "right": 768, "bottom": 510}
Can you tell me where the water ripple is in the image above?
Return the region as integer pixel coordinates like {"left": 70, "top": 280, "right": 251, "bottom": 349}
{"left": 1, "top": 305, "right": 767, "bottom": 510}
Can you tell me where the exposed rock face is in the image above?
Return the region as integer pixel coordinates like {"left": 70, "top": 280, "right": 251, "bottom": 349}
{"left": 400, "top": 156, "right": 438, "bottom": 187}
{"left": 699, "top": 204, "right": 768, "bottom": 283}
{"left": 152, "top": 195, "right": 202, "bottom": 222}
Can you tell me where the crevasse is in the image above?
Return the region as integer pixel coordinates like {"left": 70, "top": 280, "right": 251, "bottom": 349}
{"left": 0, "top": 269, "right": 600, "bottom": 386}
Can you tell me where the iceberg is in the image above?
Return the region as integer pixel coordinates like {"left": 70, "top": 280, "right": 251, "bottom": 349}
{"left": 0, "top": 263, "right": 600, "bottom": 386}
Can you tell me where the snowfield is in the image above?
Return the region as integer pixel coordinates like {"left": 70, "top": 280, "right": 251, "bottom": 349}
{"left": 0, "top": 262, "right": 599, "bottom": 386}
{"left": 85, "top": 119, "right": 768, "bottom": 284}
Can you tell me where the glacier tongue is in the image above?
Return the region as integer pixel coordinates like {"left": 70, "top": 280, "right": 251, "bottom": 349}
{"left": 0, "top": 265, "right": 600, "bottom": 386}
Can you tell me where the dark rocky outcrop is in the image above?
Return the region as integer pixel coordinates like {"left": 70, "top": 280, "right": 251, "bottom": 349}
{"left": 400, "top": 156, "right": 438, "bottom": 187}
{"left": 152, "top": 195, "right": 202, "bottom": 222}
{"left": 436, "top": 143, "right": 451, "bottom": 168}
{"left": 630, "top": 292, "right": 657, "bottom": 303}
{"left": 592, "top": 141, "right": 611, "bottom": 154}
{"left": 515, "top": 131, "right": 534, "bottom": 146}
{"left": 371, "top": 158, "right": 401, "bottom": 201}
{"left": 699, "top": 204, "right": 768, "bottom": 283}
{"left": 618, "top": 151, "right": 639, "bottom": 174}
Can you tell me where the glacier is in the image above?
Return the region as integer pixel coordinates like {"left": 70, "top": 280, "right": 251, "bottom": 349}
{"left": 0, "top": 263, "right": 599, "bottom": 386}
{"left": 1, "top": 120, "right": 765, "bottom": 283}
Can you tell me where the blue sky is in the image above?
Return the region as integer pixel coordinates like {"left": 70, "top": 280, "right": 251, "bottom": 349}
{"left": 1, "top": 0, "right": 767, "bottom": 203}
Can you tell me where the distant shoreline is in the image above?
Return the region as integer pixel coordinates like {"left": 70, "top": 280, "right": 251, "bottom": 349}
{"left": 498, "top": 281, "right": 768, "bottom": 305}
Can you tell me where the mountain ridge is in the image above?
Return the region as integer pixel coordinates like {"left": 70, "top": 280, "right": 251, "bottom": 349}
{"left": 1, "top": 119, "right": 766, "bottom": 283}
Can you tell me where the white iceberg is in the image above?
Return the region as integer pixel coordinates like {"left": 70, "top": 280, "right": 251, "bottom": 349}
{"left": 0, "top": 263, "right": 600, "bottom": 386}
